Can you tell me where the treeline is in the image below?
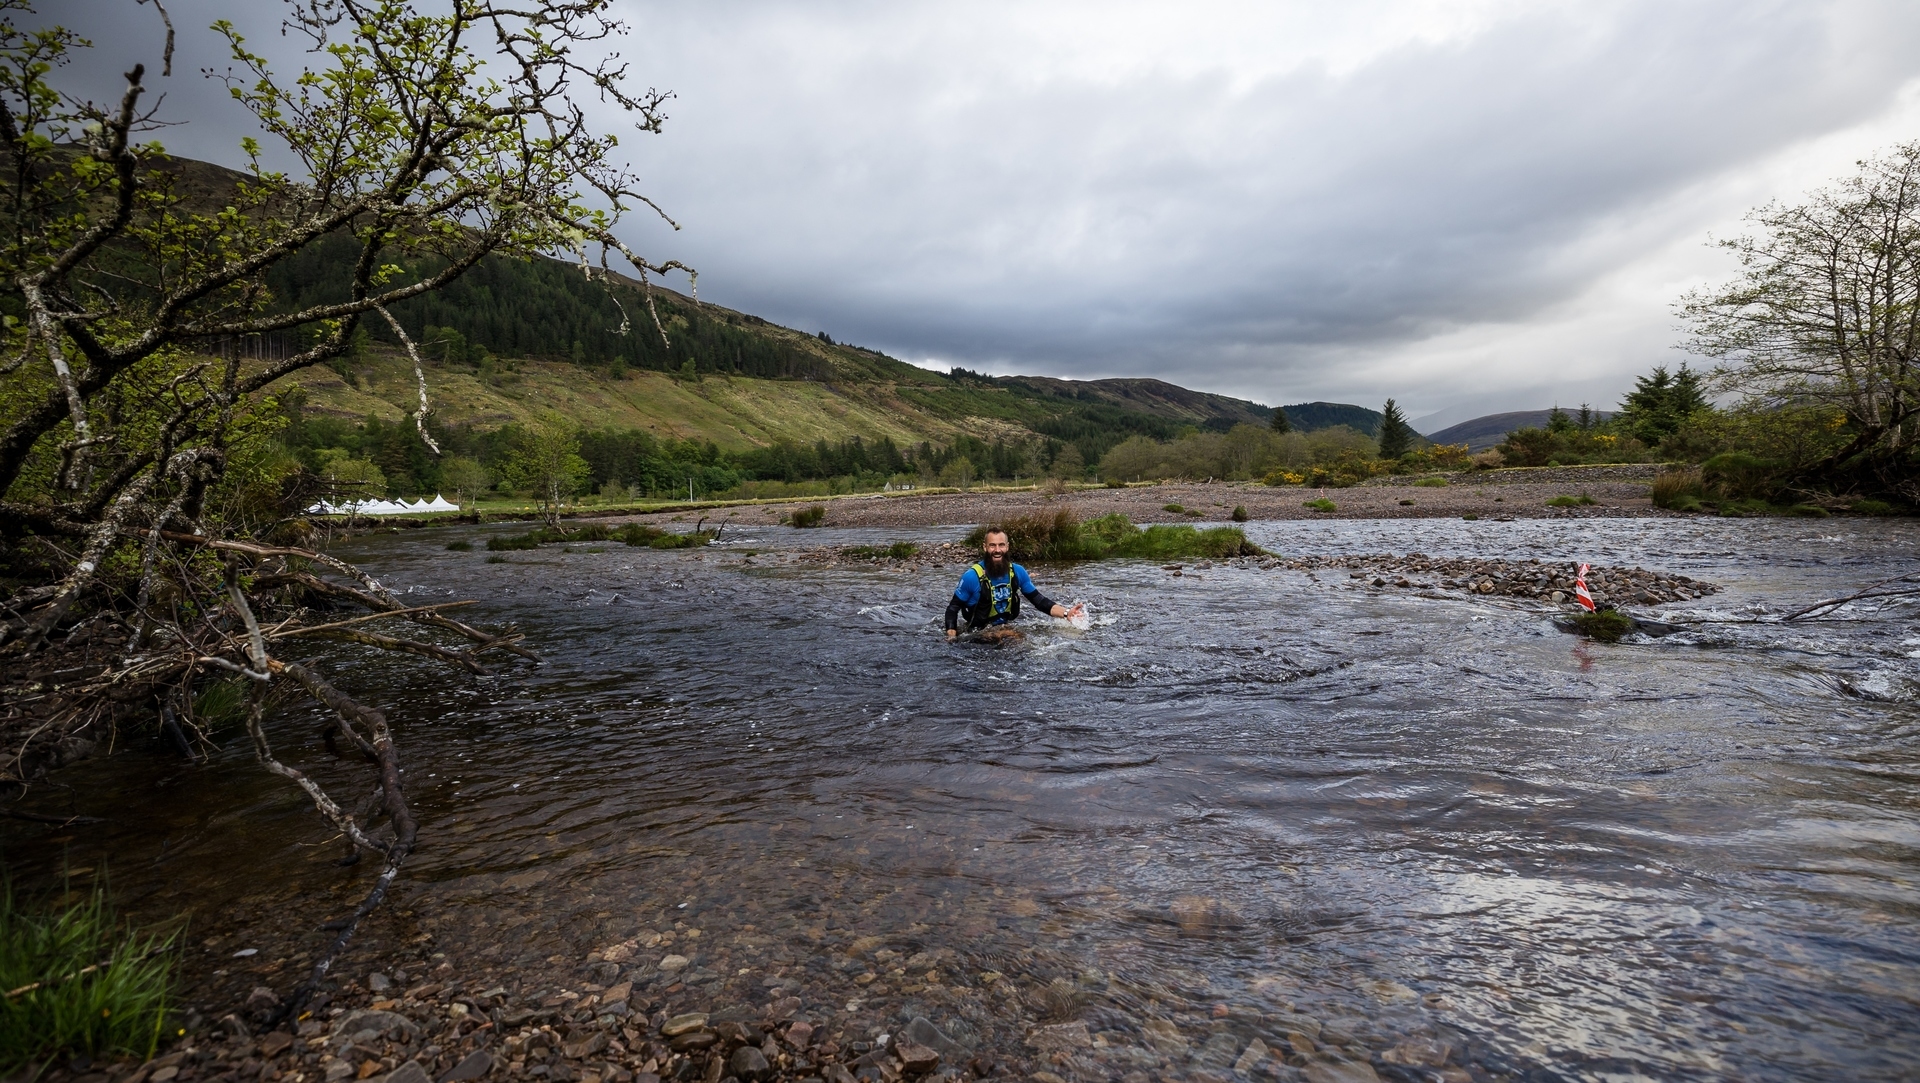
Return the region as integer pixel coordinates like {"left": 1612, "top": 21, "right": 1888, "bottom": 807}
{"left": 267, "top": 233, "right": 838, "bottom": 380}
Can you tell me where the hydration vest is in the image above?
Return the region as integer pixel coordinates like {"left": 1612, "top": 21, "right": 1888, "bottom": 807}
{"left": 966, "top": 561, "right": 1022, "bottom": 627}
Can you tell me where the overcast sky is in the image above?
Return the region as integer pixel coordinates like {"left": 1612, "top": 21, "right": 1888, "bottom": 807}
{"left": 58, "top": 0, "right": 1920, "bottom": 428}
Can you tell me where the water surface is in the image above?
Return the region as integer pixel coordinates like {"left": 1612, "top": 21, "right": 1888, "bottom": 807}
{"left": 11, "top": 515, "right": 1920, "bottom": 1081}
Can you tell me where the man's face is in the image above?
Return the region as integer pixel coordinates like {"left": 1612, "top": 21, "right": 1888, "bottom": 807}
{"left": 983, "top": 532, "right": 1010, "bottom": 567}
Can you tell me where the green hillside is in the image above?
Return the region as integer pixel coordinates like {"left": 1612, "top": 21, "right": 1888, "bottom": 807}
{"left": 129, "top": 152, "right": 1376, "bottom": 496}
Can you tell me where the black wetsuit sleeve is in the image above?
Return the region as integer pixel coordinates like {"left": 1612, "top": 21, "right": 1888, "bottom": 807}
{"left": 1023, "top": 589, "right": 1057, "bottom": 614}
{"left": 945, "top": 595, "right": 967, "bottom": 633}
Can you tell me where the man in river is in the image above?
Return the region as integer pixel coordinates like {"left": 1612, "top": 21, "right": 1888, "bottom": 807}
{"left": 945, "top": 528, "right": 1084, "bottom": 639}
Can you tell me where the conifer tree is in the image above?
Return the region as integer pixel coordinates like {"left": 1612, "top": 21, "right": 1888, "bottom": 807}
{"left": 1377, "top": 398, "right": 1415, "bottom": 459}
{"left": 1270, "top": 406, "right": 1292, "bottom": 433}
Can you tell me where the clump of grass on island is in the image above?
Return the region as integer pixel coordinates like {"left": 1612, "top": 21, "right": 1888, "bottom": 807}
{"left": 0, "top": 884, "right": 179, "bottom": 1072}
{"left": 1230, "top": 505, "right": 1250, "bottom": 522}
{"left": 965, "top": 510, "right": 1263, "bottom": 562}
{"left": 1547, "top": 494, "right": 1598, "bottom": 507}
{"left": 788, "top": 505, "right": 827, "bottom": 528}
{"left": 1569, "top": 609, "right": 1636, "bottom": 643}
{"left": 847, "top": 542, "right": 920, "bottom": 561}
{"left": 1413, "top": 476, "right": 1449, "bottom": 487}
{"left": 1304, "top": 498, "right": 1336, "bottom": 513}
{"left": 488, "top": 523, "right": 711, "bottom": 552}
{"left": 444, "top": 539, "right": 472, "bottom": 551}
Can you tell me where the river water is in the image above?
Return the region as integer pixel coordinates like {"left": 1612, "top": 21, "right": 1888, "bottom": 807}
{"left": 9, "top": 515, "right": 1920, "bottom": 1082}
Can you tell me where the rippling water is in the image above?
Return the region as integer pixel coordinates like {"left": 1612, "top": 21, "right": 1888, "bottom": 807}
{"left": 11, "top": 515, "right": 1920, "bottom": 1082}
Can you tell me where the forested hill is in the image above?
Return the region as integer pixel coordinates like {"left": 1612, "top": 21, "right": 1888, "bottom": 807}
{"left": 152, "top": 152, "right": 1367, "bottom": 463}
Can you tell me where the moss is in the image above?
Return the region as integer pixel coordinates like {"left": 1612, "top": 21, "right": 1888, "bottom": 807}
{"left": 1570, "top": 609, "right": 1636, "bottom": 643}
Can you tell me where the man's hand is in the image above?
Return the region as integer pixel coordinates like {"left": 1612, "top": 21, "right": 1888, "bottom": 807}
{"left": 946, "top": 628, "right": 958, "bottom": 639}
{"left": 1050, "top": 603, "right": 1085, "bottom": 620}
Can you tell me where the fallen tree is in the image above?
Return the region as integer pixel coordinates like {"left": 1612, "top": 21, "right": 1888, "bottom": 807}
{"left": 0, "top": 0, "right": 693, "bottom": 1019}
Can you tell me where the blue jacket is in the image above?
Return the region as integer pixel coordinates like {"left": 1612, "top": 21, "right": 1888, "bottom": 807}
{"left": 946, "top": 561, "right": 1056, "bottom": 631}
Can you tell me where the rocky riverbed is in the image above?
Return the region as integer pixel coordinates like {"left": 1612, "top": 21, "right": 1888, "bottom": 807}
{"left": 783, "top": 545, "right": 1717, "bottom": 609}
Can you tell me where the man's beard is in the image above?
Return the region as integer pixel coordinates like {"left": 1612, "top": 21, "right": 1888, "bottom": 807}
{"left": 983, "top": 551, "right": 1010, "bottom": 576}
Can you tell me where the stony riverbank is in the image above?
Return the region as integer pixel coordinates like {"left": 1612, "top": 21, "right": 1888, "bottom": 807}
{"left": 621, "top": 470, "right": 1668, "bottom": 534}
{"left": 71, "top": 917, "right": 1479, "bottom": 1083}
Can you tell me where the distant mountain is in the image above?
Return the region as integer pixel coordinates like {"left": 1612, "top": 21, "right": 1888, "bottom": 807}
{"left": 1425, "top": 409, "right": 1614, "bottom": 451}
{"left": 1275, "top": 401, "right": 1384, "bottom": 436}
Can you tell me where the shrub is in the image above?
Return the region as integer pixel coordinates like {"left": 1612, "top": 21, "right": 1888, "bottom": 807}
{"left": 789, "top": 505, "right": 827, "bottom": 528}
{"left": 1413, "top": 476, "right": 1448, "bottom": 487}
{"left": 0, "top": 884, "right": 178, "bottom": 1071}
{"left": 1649, "top": 467, "right": 1705, "bottom": 509}
{"left": 1701, "top": 451, "right": 1777, "bottom": 501}
{"left": 1546, "top": 494, "right": 1597, "bottom": 507}
{"left": 1570, "top": 609, "right": 1635, "bottom": 643}
{"left": 444, "top": 540, "right": 472, "bottom": 551}
{"left": 1105, "top": 478, "right": 1126, "bottom": 488}
{"left": 1230, "top": 505, "right": 1249, "bottom": 522}
{"left": 1262, "top": 469, "right": 1306, "bottom": 486}
{"left": 1303, "top": 498, "right": 1336, "bottom": 512}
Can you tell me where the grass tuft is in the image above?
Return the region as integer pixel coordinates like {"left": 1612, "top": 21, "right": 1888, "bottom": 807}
{"left": 0, "top": 882, "right": 179, "bottom": 1072}
{"left": 485, "top": 532, "right": 540, "bottom": 551}
{"left": 1546, "top": 494, "right": 1597, "bottom": 507}
{"left": 484, "top": 554, "right": 507, "bottom": 564}
{"left": 847, "top": 542, "right": 920, "bottom": 560}
{"left": 1303, "top": 498, "right": 1336, "bottom": 512}
{"left": 188, "top": 678, "right": 250, "bottom": 733}
{"left": 1413, "top": 476, "right": 1449, "bottom": 487}
{"left": 1650, "top": 467, "right": 1704, "bottom": 510}
{"left": 444, "top": 540, "right": 472, "bottom": 551}
{"left": 788, "top": 505, "right": 827, "bottom": 528}
{"left": 1162, "top": 503, "right": 1185, "bottom": 513}
{"left": 1230, "top": 505, "right": 1249, "bottom": 522}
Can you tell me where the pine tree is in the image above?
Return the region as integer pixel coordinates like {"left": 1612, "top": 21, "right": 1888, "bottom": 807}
{"left": 1377, "top": 398, "right": 1414, "bottom": 459}
{"left": 1270, "top": 406, "right": 1292, "bottom": 433}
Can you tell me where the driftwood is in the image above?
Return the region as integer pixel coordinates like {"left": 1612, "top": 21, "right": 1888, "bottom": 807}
{"left": 1, "top": 531, "right": 530, "bottom": 1022}
{"left": 1781, "top": 569, "right": 1920, "bottom": 621}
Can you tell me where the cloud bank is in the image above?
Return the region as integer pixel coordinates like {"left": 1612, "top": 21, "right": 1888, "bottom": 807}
{"left": 54, "top": 0, "right": 1920, "bottom": 419}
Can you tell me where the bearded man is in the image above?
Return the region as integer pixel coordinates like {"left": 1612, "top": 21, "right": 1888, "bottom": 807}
{"left": 944, "top": 528, "right": 1084, "bottom": 639}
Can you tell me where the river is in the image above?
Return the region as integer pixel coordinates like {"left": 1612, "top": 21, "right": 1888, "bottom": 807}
{"left": 9, "top": 515, "right": 1919, "bottom": 1082}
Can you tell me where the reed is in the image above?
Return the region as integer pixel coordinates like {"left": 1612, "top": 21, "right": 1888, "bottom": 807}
{"left": 0, "top": 883, "right": 179, "bottom": 1072}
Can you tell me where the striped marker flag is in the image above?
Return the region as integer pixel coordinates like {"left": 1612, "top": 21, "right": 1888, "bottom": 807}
{"left": 1574, "top": 562, "right": 1596, "bottom": 611}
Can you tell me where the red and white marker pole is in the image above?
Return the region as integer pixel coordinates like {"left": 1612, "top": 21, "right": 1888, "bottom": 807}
{"left": 1574, "top": 562, "right": 1596, "bottom": 611}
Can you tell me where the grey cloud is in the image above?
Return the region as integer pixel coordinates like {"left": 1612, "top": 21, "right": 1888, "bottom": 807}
{"left": 51, "top": 1, "right": 1920, "bottom": 411}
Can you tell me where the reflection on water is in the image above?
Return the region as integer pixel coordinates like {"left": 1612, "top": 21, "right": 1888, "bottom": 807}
{"left": 9, "top": 516, "right": 1920, "bottom": 1081}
